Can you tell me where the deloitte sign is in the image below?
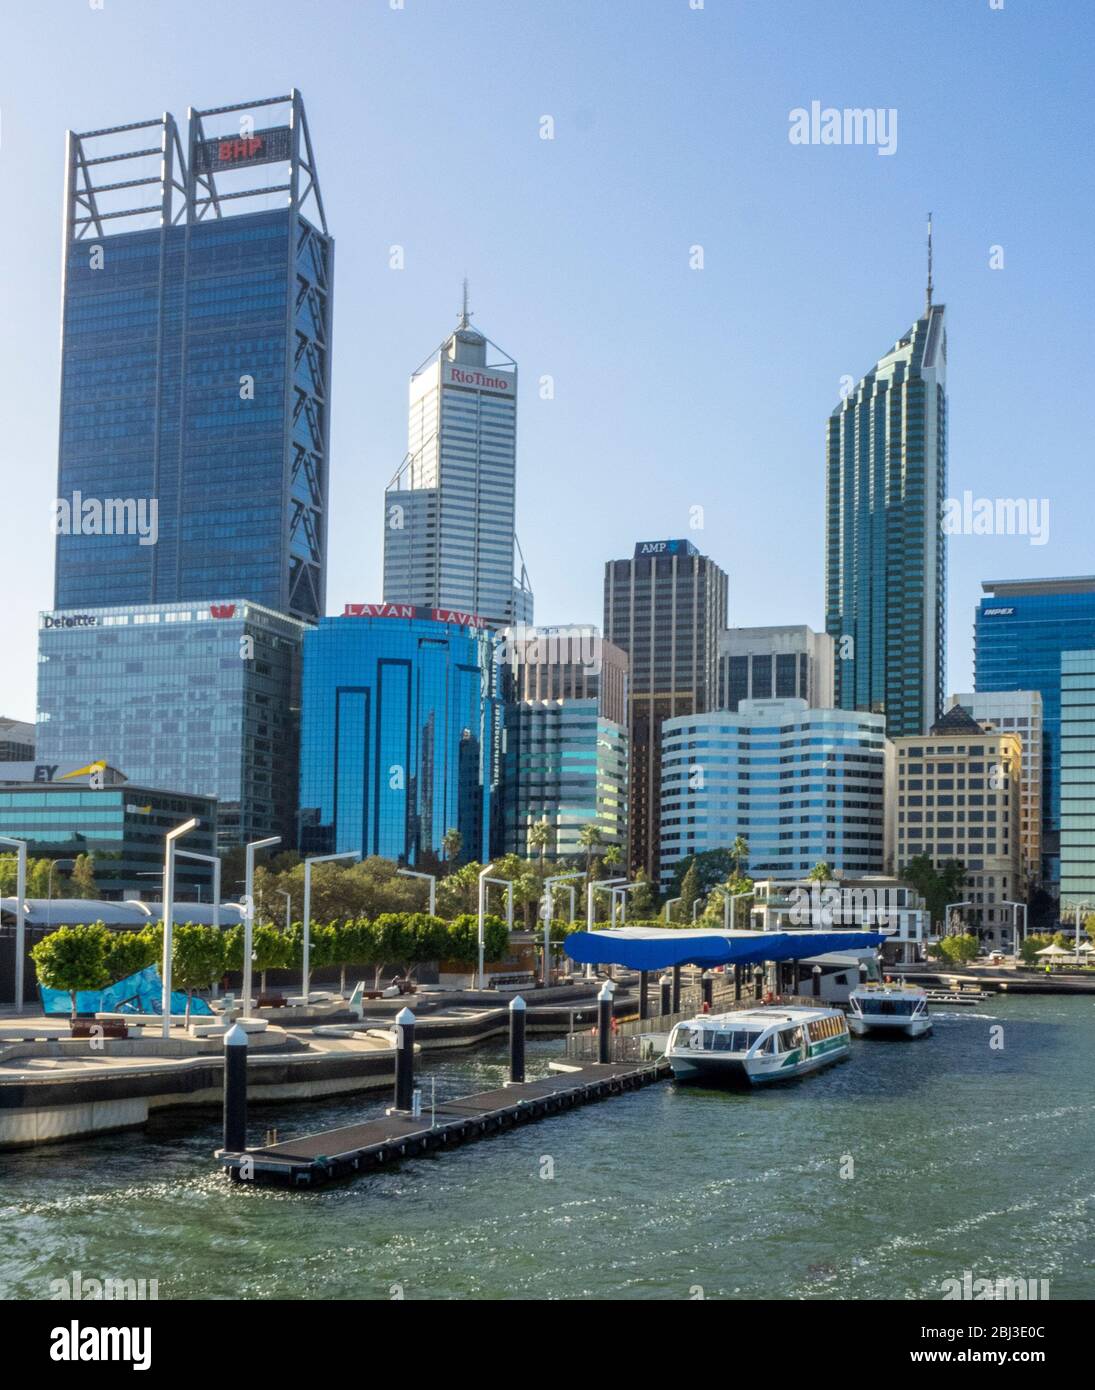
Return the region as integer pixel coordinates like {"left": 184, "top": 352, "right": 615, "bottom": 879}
{"left": 41, "top": 613, "right": 99, "bottom": 629}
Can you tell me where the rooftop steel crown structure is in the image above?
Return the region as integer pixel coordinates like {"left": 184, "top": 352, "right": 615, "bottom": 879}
{"left": 56, "top": 92, "right": 332, "bottom": 623}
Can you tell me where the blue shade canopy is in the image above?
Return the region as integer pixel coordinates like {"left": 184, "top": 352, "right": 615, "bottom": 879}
{"left": 565, "top": 927, "right": 886, "bottom": 971}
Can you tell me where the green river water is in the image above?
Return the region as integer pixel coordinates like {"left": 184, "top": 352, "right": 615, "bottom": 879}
{"left": 1, "top": 994, "right": 1092, "bottom": 1300}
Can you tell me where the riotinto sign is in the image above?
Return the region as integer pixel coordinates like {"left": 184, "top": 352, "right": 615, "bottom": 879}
{"left": 193, "top": 125, "right": 293, "bottom": 174}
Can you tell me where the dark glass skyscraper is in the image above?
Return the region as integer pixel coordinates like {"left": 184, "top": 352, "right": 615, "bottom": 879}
{"left": 53, "top": 93, "right": 332, "bottom": 623}
{"left": 975, "top": 576, "right": 1095, "bottom": 891}
{"left": 825, "top": 297, "right": 947, "bottom": 737}
{"left": 603, "top": 540, "right": 728, "bottom": 879}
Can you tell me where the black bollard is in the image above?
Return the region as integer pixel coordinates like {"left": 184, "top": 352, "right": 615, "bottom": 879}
{"left": 509, "top": 994, "right": 526, "bottom": 1084}
{"left": 223, "top": 1022, "right": 248, "bottom": 1153}
{"left": 702, "top": 972, "right": 714, "bottom": 1010}
{"left": 734, "top": 963, "right": 742, "bottom": 1001}
{"left": 597, "top": 983, "right": 613, "bottom": 1063}
{"left": 754, "top": 967, "right": 764, "bottom": 1001}
{"left": 639, "top": 970, "right": 649, "bottom": 1021}
{"left": 660, "top": 975, "right": 672, "bottom": 1016}
{"left": 672, "top": 964, "right": 681, "bottom": 1012}
{"left": 812, "top": 964, "right": 822, "bottom": 999}
{"left": 858, "top": 960, "right": 869, "bottom": 986}
{"left": 394, "top": 1006, "right": 416, "bottom": 1112}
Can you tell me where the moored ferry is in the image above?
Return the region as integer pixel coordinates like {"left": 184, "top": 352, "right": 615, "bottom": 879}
{"left": 847, "top": 982, "right": 932, "bottom": 1038}
{"left": 665, "top": 1005, "right": 850, "bottom": 1086}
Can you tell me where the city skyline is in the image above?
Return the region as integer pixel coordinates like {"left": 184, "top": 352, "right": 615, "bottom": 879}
{"left": 5, "top": 1, "right": 1094, "bottom": 732}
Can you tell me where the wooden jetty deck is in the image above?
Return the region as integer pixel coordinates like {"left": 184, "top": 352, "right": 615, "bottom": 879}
{"left": 217, "top": 1058, "right": 668, "bottom": 1186}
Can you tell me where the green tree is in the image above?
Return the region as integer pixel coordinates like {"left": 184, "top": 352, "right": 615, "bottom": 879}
{"left": 679, "top": 859, "right": 701, "bottom": 921}
{"left": 806, "top": 861, "right": 833, "bottom": 883}
{"left": 171, "top": 923, "right": 226, "bottom": 1024}
{"left": 628, "top": 867, "right": 655, "bottom": 917}
{"left": 436, "top": 861, "right": 483, "bottom": 917}
{"left": 31, "top": 923, "right": 112, "bottom": 1020}
{"left": 442, "top": 827, "right": 463, "bottom": 867}
{"left": 666, "top": 848, "right": 739, "bottom": 900}
{"left": 730, "top": 835, "right": 749, "bottom": 875}
{"left": 578, "top": 824, "right": 604, "bottom": 886}
{"left": 104, "top": 928, "right": 158, "bottom": 982}
{"left": 939, "top": 932, "right": 979, "bottom": 966}
{"left": 527, "top": 818, "right": 552, "bottom": 876}
{"left": 443, "top": 913, "right": 509, "bottom": 968}
{"left": 69, "top": 853, "right": 100, "bottom": 900}
{"left": 901, "top": 855, "right": 967, "bottom": 931}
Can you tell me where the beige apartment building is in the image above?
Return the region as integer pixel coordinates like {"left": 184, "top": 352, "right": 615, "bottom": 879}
{"left": 893, "top": 705, "right": 1023, "bottom": 947}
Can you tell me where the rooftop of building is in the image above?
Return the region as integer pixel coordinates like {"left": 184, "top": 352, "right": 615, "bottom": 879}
{"left": 982, "top": 576, "right": 1095, "bottom": 597}
{"left": 0, "top": 718, "right": 35, "bottom": 741}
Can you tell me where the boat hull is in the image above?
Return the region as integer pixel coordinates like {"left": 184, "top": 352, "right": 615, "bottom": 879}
{"left": 667, "top": 1042, "right": 850, "bottom": 1087}
{"left": 848, "top": 1014, "right": 932, "bottom": 1039}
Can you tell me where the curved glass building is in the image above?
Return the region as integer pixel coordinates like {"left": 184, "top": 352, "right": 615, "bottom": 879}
{"left": 659, "top": 698, "right": 890, "bottom": 886}
{"left": 298, "top": 608, "right": 499, "bottom": 864}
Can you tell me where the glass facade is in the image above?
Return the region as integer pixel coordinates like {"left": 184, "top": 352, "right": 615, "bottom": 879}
{"left": 660, "top": 698, "right": 889, "bottom": 886}
{"left": 298, "top": 614, "right": 498, "bottom": 864}
{"left": 974, "top": 578, "right": 1095, "bottom": 889}
{"left": 0, "top": 784, "right": 216, "bottom": 899}
{"left": 1060, "top": 650, "right": 1095, "bottom": 908}
{"left": 35, "top": 600, "right": 307, "bottom": 849}
{"left": 55, "top": 100, "right": 332, "bottom": 623}
{"left": 825, "top": 304, "right": 947, "bottom": 737}
{"left": 501, "top": 699, "right": 628, "bottom": 860}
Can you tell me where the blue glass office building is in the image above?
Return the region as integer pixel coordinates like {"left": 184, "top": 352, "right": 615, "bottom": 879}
{"left": 36, "top": 599, "right": 308, "bottom": 849}
{"left": 975, "top": 576, "right": 1095, "bottom": 890}
{"left": 54, "top": 93, "right": 331, "bottom": 622}
{"left": 298, "top": 610, "right": 499, "bottom": 864}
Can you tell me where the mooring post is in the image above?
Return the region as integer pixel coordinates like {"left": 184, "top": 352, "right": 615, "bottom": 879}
{"left": 671, "top": 964, "right": 681, "bottom": 1012}
{"left": 754, "top": 966, "right": 764, "bottom": 1001}
{"left": 223, "top": 1021, "right": 248, "bottom": 1153}
{"left": 812, "top": 964, "right": 822, "bottom": 998}
{"left": 701, "top": 971, "right": 714, "bottom": 1010}
{"left": 394, "top": 1006, "right": 416, "bottom": 1112}
{"left": 509, "top": 993, "right": 526, "bottom": 1084}
{"left": 639, "top": 970, "right": 649, "bottom": 1020}
{"left": 659, "top": 975, "right": 672, "bottom": 1016}
{"left": 597, "top": 982, "right": 612, "bottom": 1063}
{"left": 734, "top": 963, "right": 742, "bottom": 1001}
{"left": 858, "top": 960, "right": 869, "bottom": 986}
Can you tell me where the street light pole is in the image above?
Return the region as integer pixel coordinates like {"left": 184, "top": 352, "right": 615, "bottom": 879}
{"left": 176, "top": 849, "right": 221, "bottom": 931}
{"left": 542, "top": 872, "right": 582, "bottom": 987}
{"left": 943, "top": 900, "right": 972, "bottom": 938}
{"left": 724, "top": 889, "right": 755, "bottom": 931}
{"left": 476, "top": 862, "right": 495, "bottom": 988}
{"left": 664, "top": 896, "right": 681, "bottom": 923}
{"left": 301, "top": 849, "right": 359, "bottom": 1002}
{"left": 242, "top": 836, "right": 280, "bottom": 1016}
{"left": 161, "top": 818, "right": 199, "bottom": 1038}
{"left": 484, "top": 877, "right": 514, "bottom": 930}
{"left": 0, "top": 836, "right": 27, "bottom": 1013}
{"left": 398, "top": 868, "right": 437, "bottom": 916}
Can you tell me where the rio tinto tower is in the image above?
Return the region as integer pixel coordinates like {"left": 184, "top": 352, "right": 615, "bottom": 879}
{"left": 383, "top": 287, "right": 533, "bottom": 629}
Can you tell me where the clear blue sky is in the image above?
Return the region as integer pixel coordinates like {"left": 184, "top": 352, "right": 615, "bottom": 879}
{"left": 3, "top": 0, "right": 1093, "bottom": 722}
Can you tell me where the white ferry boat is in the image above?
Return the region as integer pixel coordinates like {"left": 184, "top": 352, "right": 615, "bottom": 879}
{"left": 665, "top": 1005, "right": 850, "bottom": 1086}
{"left": 847, "top": 982, "right": 932, "bottom": 1038}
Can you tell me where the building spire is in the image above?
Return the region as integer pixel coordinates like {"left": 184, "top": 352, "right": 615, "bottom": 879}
{"left": 458, "top": 277, "right": 471, "bottom": 329}
{"left": 922, "top": 211, "right": 933, "bottom": 315}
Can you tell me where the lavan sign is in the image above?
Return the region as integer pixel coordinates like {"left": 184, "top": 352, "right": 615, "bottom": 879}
{"left": 342, "top": 603, "right": 485, "bottom": 628}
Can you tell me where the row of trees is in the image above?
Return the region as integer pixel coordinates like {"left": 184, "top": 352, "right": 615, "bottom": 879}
{"left": 30, "top": 912, "right": 513, "bottom": 1022}
{"left": 0, "top": 852, "right": 99, "bottom": 899}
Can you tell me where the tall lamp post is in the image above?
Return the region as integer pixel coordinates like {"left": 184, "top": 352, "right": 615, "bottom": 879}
{"left": 476, "top": 862, "right": 494, "bottom": 988}
{"left": 663, "top": 896, "right": 681, "bottom": 923}
{"left": 724, "top": 889, "right": 755, "bottom": 931}
{"left": 46, "top": 858, "right": 76, "bottom": 931}
{"left": 161, "top": 818, "right": 199, "bottom": 1037}
{"left": 611, "top": 882, "right": 644, "bottom": 927}
{"left": 484, "top": 877, "right": 514, "bottom": 930}
{"left": 584, "top": 877, "right": 625, "bottom": 978}
{"left": 398, "top": 868, "right": 437, "bottom": 916}
{"left": 943, "top": 900, "right": 972, "bottom": 939}
{"left": 301, "top": 849, "right": 359, "bottom": 1002}
{"left": 542, "top": 872, "right": 582, "bottom": 987}
{"left": 0, "top": 836, "right": 28, "bottom": 1013}
{"left": 241, "top": 836, "right": 281, "bottom": 1016}
{"left": 1001, "top": 899, "right": 1027, "bottom": 956}
{"left": 176, "top": 849, "right": 221, "bottom": 930}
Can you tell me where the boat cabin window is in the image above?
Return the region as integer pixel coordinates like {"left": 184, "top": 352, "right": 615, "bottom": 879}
{"left": 710, "top": 1029, "right": 759, "bottom": 1052}
{"left": 777, "top": 1027, "right": 803, "bottom": 1052}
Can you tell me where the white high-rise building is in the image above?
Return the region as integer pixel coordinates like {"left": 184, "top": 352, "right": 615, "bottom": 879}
{"left": 383, "top": 291, "right": 533, "bottom": 628}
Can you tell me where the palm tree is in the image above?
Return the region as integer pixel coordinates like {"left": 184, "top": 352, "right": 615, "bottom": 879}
{"left": 442, "top": 827, "right": 463, "bottom": 869}
{"left": 603, "top": 844, "right": 622, "bottom": 872}
{"left": 527, "top": 818, "right": 552, "bottom": 877}
{"left": 578, "top": 824, "right": 604, "bottom": 884}
{"left": 730, "top": 835, "right": 749, "bottom": 876}
{"left": 806, "top": 861, "right": 833, "bottom": 883}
